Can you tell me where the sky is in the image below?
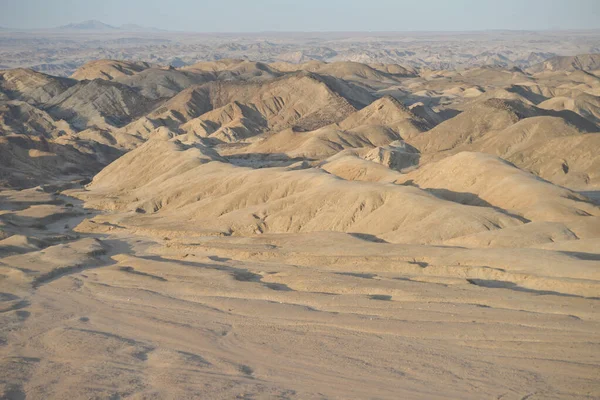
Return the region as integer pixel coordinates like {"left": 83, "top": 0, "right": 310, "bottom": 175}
{"left": 1, "top": 0, "right": 599, "bottom": 32}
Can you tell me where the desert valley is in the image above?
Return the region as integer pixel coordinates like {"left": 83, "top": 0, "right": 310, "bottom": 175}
{"left": 0, "top": 23, "right": 599, "bottom": 399}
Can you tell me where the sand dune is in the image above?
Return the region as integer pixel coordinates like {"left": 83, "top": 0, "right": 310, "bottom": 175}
{"left": 506, "top": 133, "right": 600, "bottom": 189}
{"left": 148, "top": 73, "right": 366, "bottom": 137}
{"left": 1, "top": 55, "right": 600, "bottom": 399}
{"left": 0, "top": 68, "right": 76, "bottom": 104}
{"left": 396, "top": 152, "right": 599, "bottom": 221}
{"left": 45, "top": 78, "right": 155, "bottom": 129}
{"left": 271, "top": 61, "right": 416, "bottom": 89}
{"left": 528, "top": 53, "right": 600, "bottom": 73}
{"left": 71, "top": 59, "right": 153, "bottom": 81}
{"left": 183, "top": 59, "right": 283, "bottom": 81}
{"left": 0, "top": 101, "right": 74, "bottom": 138}
{"left": 235, "top": 96, "right": 427, "bottom": 159}
{"left": 115, "top": 67, "right": 214, "bottom": 99}
{"left": 409, "top": 99, "right": 543, "bottom": 153}
{"left": 80, "top": 138, "right": 524, "bottom": 244}
{"left": 538, "top": 92, "right": 600, "bottom": 124}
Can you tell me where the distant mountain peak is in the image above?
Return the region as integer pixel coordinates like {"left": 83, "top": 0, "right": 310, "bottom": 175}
{"left": 58, "top": 20, "right": 118, "bottom": 31}
{"left": 119, "top": 24, "right": 164, "bottom": 32}
{"left": 56, "top": 20, "right": 164, "bottom": 32}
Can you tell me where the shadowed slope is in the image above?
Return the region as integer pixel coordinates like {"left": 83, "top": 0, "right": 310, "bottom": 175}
{"left": 71, "top": 60, "right": 153, "bottom": 81}
{"left": 80, "top": 138, "right": 524, "bottom": 244}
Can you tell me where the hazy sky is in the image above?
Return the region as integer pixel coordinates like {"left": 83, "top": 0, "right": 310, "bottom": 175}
{"left": 1, "top": 0, "right": 599, "bottom": 32}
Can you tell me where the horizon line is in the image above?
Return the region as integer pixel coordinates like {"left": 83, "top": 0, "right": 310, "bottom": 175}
{"left": 2, "top": 26, "right": 600, "bottom": 35}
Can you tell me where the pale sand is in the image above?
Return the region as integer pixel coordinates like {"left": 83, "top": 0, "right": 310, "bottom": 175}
{"left": 1, "top": 56, "right": 600, "bottom": 399}
{"left": 0, "top": 186, "right": 598, "bottom": 399}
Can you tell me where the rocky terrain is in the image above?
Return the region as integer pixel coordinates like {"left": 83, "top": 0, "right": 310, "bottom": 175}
{"left": 1, "top": 51, "right": 600, "bottom": 399}
{"left": 1, "top": 24, "right": 599, "bottom": 76}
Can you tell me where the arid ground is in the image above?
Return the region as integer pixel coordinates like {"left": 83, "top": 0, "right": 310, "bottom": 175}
{"left": 1, "top": 44, "right": 600, "bottom": 399}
